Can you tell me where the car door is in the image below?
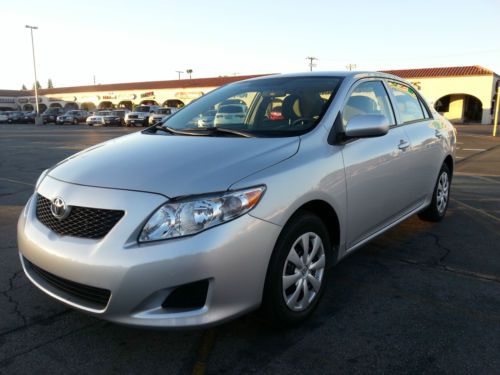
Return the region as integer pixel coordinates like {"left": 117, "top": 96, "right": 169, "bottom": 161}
{"left": 340, "top": 79, "right": 414, "bottom": 250}
{"left": 386, "top": 80, "right": 444, "bottom": 203}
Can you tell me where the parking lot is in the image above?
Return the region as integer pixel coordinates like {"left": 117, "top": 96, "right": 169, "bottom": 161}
{"left": 0, "top": 123, "right": 499, "bottom": 374}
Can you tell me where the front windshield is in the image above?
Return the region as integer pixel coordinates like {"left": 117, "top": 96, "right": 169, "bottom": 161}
{"left": 112, "top": 110, "right": 124, "bottom": 116}
{"left": 156, "top": 108, "right": 171, "bottom": 115}
{"left": 134, "top": 106, "right": 150, "bottom": 113}
{"left": 162, "top": 76, "right": 341, "bottom": 137}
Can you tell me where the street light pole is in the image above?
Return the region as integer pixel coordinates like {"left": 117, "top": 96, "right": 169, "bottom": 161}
{"left": 25, "top": 25, "right": 41, "bottom": 124}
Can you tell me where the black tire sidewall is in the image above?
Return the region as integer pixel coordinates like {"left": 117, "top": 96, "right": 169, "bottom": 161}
{"left": 262, "top": 211, "right": 331, "bottom": 326}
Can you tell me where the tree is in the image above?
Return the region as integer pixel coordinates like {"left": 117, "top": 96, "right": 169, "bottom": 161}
{"left": 47, "top": 79, "right": 54, "bottom": 89}
{"left": 32, "top": 81, "right": 41, "bottom": 90}
{"left": 186, "top": 69, "right": 193, "bottom": 79}
{"left": 21, "top": 84, "right": 27, "bottom": 90}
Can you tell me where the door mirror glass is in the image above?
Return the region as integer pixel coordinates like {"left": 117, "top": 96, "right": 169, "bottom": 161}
{"left": 345, "top": 114, "right": 389, "bottom": 138}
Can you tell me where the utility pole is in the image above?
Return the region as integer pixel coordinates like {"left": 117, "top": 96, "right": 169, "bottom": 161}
{"left": 346, "top": 63, "right": 357, "bottom": 71}
{"left": 176, "top": 70, "right": 184, "bottom": 80}
{"left": 93, "top": 75, "right": 96, "bottom": 85}
{"left": 306, "top": 56, "right": 318, "bottom": 71}
{"left": 26, "top": 25, "right": 41, "bottom": 124}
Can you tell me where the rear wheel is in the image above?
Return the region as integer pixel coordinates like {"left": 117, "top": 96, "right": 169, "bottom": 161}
{"left": 261, "top": 212, "right": 330, "bottom": 326}
{"left": 419, "top": 163, "right": 451, "bottom": 222}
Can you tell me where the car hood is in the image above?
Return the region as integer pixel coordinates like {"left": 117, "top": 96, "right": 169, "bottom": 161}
{"left": 48, "top": 132, "right": 300, "bottom": 198}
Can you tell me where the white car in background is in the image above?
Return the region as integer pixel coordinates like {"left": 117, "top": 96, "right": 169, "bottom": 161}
{"left": 86, "top": 110, "right": 112, "bottom": 126}
{"left": 148, "top": 107, "right": 178, "bottom": 125}
{"left": 213, "top": 105, "right": 246, "bottom": 126}
{"left": 197, "top": 109, "right": 217, "bottom": 127}
{"left": 0, "top": 112, "right": 9, "bottom": 123}
{"left": 125, "top": 105, "right": 162, "bottom": 127}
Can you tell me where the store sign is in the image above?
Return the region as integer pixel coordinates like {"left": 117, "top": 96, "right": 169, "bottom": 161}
{"left": 117, "top": 93, "right": 136, "bottom": 100}
{"left": 175, "top": 91, "right": 204, "bottom": 100}
{"left": 29, "top": 97, "right": 43, "bottom": 103}
{"left": 141, "top": 91, "right": 155, "bottom": 98}
{"left": 102, "top": 95, "right": 117, "bottom": 100}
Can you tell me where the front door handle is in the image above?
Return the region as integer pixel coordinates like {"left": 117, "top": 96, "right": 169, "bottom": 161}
{"left": 398, "top": 140, "right": 410, "bottom": 150}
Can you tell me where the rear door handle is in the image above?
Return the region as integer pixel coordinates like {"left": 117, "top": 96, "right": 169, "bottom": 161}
{"left": 398, "top": 140, "right": 410, "bottom": 150}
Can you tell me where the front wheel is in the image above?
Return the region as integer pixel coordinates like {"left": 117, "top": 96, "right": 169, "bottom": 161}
{"left": 261, "top": 212, "right": 330, "bottom": 326}
{"left": 419, "top": 163, "right": 451, "bottom": 222}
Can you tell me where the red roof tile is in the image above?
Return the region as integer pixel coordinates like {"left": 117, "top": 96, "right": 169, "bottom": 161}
{"left": 382, "top": 65, "right": 495, "bottom": 79}
{"left": 33, "top": 74, "right": 274, "bottom": 96}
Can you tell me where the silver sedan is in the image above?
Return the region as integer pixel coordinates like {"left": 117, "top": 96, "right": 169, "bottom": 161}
{"left": 18, "top": 72, "right": 456, "bottom": 328}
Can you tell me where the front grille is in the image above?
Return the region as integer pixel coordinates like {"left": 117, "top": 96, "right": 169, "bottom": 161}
{"left": 24, "top": 257, "right": 111, "bottom": 309}
{"left": 36, "top": 194, "right": 124, "bottom": 239}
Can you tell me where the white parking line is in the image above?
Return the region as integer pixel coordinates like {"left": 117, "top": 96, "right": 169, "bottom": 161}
{"left": 462, "top": 148, "right": 486, "bottom": 152}
{"left": 0, "top": 177, "right": 34, "bottom": 186}
{"left": 456, "top": 156, "right": 464, "bottom": 159}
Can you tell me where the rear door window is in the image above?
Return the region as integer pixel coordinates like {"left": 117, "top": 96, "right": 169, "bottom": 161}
{"left": 387, "top": 81, "right": 428, "bottom": 123}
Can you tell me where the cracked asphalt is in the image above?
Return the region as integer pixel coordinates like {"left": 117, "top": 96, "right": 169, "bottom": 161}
{"left": 0, "top": 124, "right": 499, "bottom": 375}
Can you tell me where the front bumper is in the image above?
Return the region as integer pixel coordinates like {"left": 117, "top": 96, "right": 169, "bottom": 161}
{"left": 18, "top": 176, "right": 281, "bottom": 328}
{"left": 126, "top": 118, "right": 148, "bottom": 126}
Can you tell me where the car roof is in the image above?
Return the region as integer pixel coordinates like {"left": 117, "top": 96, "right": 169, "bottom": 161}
{"left": 239, "top": 71, "right": 407, "bottom": 85}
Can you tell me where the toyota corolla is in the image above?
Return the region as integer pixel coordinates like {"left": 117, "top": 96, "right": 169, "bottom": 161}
{"left": 18, "top": 72, "right": 456, "bottom": 328}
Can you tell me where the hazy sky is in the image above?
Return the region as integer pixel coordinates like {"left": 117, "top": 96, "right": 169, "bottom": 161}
{"left": 1, "top": 0, "right": 500, "bottom": 90}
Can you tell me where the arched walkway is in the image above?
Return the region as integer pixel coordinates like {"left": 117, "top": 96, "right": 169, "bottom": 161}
{"left": 118, "top": 101, "right": 133, "bottom": 110}
{"left": 98, "top": 101, "right": 114, "bottom": 109}
{"left": 163, "top": 99, "right": 185, "bottom": 108}
{"left": 434, "top": 94, "right": 483, "bottom": 123}
{"left": 139, "top": 100, "right": 159, "bottom": 106}
{"left": 64, "top": 102, "right": 79, "bottom": 111}
{"left": 80, "top": 102, "right": 96, "bottom": 111}
{"left": 23, "top": 104, "right": 34, "bottom": 111}
{"left": 49, "top": 103, "right": 62, "bottom": 108}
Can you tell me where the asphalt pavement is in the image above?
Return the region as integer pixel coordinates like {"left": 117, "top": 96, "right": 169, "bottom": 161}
{"left": 0, "top": 123, "right": 499, "bottom": 375}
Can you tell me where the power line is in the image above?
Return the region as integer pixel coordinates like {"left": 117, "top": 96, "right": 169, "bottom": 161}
{"left": 306, "top": 56, "right": 318, "bottom": 71}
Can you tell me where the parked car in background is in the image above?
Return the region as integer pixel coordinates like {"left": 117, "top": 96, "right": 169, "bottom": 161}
{"left": 86, "top": 110, "right": 112, "bottom": 126}
{"left": 100, "top": 109, "right": 129, "bottom": 126}
{"left": 18, "top": 72, "right": 456, "bottom": 328}
{"left": 0, "top": 111, "right": 10, "bottom": 123}
{"left": 4, "top": 111, "right": 25, "bottom": 123}
{"left": 42, "top": 108, "right": 65, "bottom": 124}
{"left": 109, "top": 109, "right": 129, "bottom": 126}
{"left": 148, "top": 107, "right": 178, "bottom": 125}
{"left": 196, "top": 109, "right": 217, "bottom": 127}
{"left": 125, "top": 105, "right": 162, "bottom": 127}
{"left": 56, "top": 110, "right": 89, "bottom": 125}
{"left": 213, "top": 104, "right": 247, "bottom": 126}
{"left": 22, "top": 111, "right": 37, "bottom": 123}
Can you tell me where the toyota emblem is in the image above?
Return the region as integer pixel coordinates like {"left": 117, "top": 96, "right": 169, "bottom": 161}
{"left": 50, "top": 197, "right": 71, "bottom": 220}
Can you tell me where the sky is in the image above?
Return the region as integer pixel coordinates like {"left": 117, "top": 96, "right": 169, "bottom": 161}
{"left": 1, "top": 0, "right": 500, "bottom": 90}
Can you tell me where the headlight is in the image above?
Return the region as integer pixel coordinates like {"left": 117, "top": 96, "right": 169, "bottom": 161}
{"left": 139, "top": 186, "right": 265, "bottom": 242}
{"left": 35, "top": 169, "right": 49, "bottom": 191}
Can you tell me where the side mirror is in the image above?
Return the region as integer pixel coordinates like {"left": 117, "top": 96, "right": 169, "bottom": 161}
{"left": 345, "top": 114, "right": 389, "bottom": 138}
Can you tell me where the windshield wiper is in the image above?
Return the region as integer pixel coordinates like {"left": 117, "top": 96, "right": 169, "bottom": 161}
{"left": 182, "top": 127, "right": 255, "bottom": 138}
{"left": 148, "top": 124, "right": 202, "bottom": 136}
{"left": 148, "top": 124, "right": 255, "bottom": 138}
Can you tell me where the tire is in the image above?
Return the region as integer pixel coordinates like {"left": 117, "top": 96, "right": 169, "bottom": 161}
{"left": 261, "top": 211, "right": 331, "bottom": 326}
{"left": 419, "top": 163, "right": 451, "bottom": 222}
